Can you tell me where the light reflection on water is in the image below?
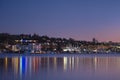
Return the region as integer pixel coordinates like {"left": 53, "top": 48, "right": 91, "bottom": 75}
{"left": 1, "top": 55, "right": 120, "bottom": 80}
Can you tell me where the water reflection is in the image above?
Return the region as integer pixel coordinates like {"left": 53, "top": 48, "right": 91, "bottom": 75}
{"left": 63, "top": 57, "right": 67, "bottom": 71}
{"left": 1, "top": 55, "right": 120, "bottom": 80}
{"left": 5, "top": 57, "right": 8, "bottom": 70}
{"left": 12, "top": 57, "right": 18, "bottom": 74}
{"left": 20, "top": 57, "right": 26, "bottom": 78}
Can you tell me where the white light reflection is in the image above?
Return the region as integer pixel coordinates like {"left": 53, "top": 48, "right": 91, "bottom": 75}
{"left": 72, "top": 57, "right": 75, "bottom": 69}
{"left": 94, "top": 57, "right": 97, "bottom": 72}
{"left": 69, "top": 57, "right": 72, "bottom": 70}
{"left": 63, "top": 57, "right": 67, "bottom": 71}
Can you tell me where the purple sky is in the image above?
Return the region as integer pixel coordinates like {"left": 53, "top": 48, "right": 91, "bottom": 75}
{"left": 1, "top": 0, "right": 120, "bottom": 42}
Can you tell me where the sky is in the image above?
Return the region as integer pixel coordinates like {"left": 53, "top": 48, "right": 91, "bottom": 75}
{"left": 0, "top": 0, "right": 120, "bottom": 42}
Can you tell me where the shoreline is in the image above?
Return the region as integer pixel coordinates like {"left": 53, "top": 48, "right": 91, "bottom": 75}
{"left": 0, "top": 52, "right": 120, "bottom": 58}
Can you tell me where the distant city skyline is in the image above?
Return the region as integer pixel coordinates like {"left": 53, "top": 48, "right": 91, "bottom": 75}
{"left": 1, "top": 0, "right": 120, "bottom": 42}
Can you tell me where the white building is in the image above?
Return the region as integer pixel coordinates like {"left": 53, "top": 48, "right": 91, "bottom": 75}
{"left": 19, "top": 43, "right": 41, "bottom": 53}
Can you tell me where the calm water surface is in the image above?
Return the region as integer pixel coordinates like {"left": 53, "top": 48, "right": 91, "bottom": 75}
{"left": 1, "top": 54, "right": 120, "bottom": 80}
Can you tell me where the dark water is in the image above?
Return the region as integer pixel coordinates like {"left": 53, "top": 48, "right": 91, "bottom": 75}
{"left": 1, "top": 54, "right": 120, "bottom": 80}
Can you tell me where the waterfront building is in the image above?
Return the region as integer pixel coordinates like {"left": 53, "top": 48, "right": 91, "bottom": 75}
{"left": 12, "top": 45, "right": 20, "bottom": 52}
{"left": 19, "top": 43, "right": 41, "bottom": 53}
{"left": 63, "top": 44, "right": 81, "bottom": 53}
